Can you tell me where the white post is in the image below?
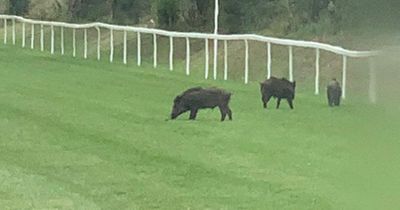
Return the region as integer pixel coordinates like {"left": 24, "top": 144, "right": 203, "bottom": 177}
{"left": 213, "top": 0, "right": 219, "bottom": 80}
{"left": 213, "top": 39, "right": 218, "bottom": 80}
{"left": 224, "top": 40, "right": 228, "bottom": 80}
{"left": 342, "top": 55, "right": 347, "bottom": 99}
{"left": 40, "top": 24, "right": 44, "bottom": 51}
{"left": 22, "top": 22, "right": 25, "bottom": 48}
{"left": 169, "top": 36, "right": 173, "bottom": 71}
{"left": 12, "top": 19, "right": 15, "bottom": 45}
{"left": 110, "top": 29, "right": 114, "bottom": 63}
{"left": 30, "top": 24, "right": 34, "bottom": 49}
{"left": 153, "top": 33, "right": 157, "bottom": 68}
{"left": 137, "top": 32, "right": 141, "bottom": 66}
{"left": 96, "top": 27, "right": 100, "bottom": 60}
{"left": 315, "top": 48, "right": 320, "bottom": 95}
{"left": 3, "top": 19, "right": 6, "bottom": 44}
{"left": 60, "top": 26, "right": 64, "bottom": 55}
{"left": 50, "top": 25, "right": 54, "bottom": 54}
{"left": 123, "top": 30, "right": 127, "bottom": 64}
{"left": 214, "top": 0, "right": 219, "bottom": 34}
{"left": 289, "top": 46, "right": 294, "bottom": 81}
{"left": 205, "top": 38, "right": 209, "bottom": 79}
{"left": 84, "top": 28, "right": 87, "bottom": 59}
{"left": 368, "top": 57, "right": 377, "bottom": 103}
{"left": 244, "top": 39, "right": 249, "bottom": 84}
{"left": 186, "top": 37, "right": 190, "bottom": 75}
{"left": 267, "top": 42, "right": 272, "bottom": 78}
{"left": 72, "top": 28, "right": 76, "bottom": 57}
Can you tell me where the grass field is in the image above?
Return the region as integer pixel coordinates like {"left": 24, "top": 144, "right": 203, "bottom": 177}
{"left": 0, "top": 44, "right": 400, "bottom": 210}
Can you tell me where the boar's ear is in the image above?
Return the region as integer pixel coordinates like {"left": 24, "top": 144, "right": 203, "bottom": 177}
{"left": 174, "top": 96, "right": 182, "bottom": 103}
{"left": 292, "top": 81, "right": 296, "bottom": 88}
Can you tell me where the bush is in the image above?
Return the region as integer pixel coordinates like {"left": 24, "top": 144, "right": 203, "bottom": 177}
{"left": 28, "top": 0, "right": 68, "bottom": 20}
{"left": 0, "top": 0, "right": 9, "bottom": 14}
{"left": 9, "top": 0, "right": 29, "bottom": 15}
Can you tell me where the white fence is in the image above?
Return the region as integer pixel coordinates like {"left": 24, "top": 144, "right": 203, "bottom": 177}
{"left": 0, "top": 15, "right": 379, "bottom": 101}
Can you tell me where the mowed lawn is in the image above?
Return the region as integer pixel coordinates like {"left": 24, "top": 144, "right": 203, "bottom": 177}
{"left": 0, "top": 45, "right": 399, "bottom": 210}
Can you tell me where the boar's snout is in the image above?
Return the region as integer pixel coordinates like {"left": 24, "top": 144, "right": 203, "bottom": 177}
{"left": 170, "top": 102, "right": 186, "bottom": 120}
{"left": 171, "top": 112, "right": 178, "bottom": 120}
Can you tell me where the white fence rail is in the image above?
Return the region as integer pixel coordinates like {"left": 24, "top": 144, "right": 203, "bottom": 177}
{"left": 0, "top": 15, "right": 379, "bottom": 101}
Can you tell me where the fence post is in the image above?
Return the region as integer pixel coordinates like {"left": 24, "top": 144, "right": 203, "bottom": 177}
{"left": 315, "top": 48, "right": 320, "bottom": 95}
{"left": 213, "top": 39, "right": 218, "bottom": 80}
{"left": 22, "top": 22, "right": 25, "bottom": 48}
{"left": 267, "top": 42, "right": 272, "bottom": 79}
{"left": 61, "top": 26, "right": 64, "bottom": 55}
{"left": 342, "top": 55, "right": 347, "bottom": 99}
{"left": 30, "top": 24, "right": 34, "bottom": 49}
{"left": 51, "top": 25, "right": 54, "bottom": 54}
{"left": 205, "top": 38, "right": 209, "bottom": 79}
{"left": 153, "top": 33, "right": 157, "bottom": 68}
{"left": 84, "top": 28, "right": 87, "bottom": 59}
{"left": 224, "top": 40, "right": 228, "bottom": 80}
{"left": 3, "top": 19, "right": 6, "bottom": 44}
{"left": 12, "top": 18, "right": 15, "bottom": 45}
{"left": 186, "top": 37, "right": 190, "bottom": 75}
{"left": 368, "top": 57, "right": 377, "bottom": 103}
{"left": 137, "top": 32, "right": 141, "bottom": 66}
{"left": 96, "top": 27, "right": 100, "bottom": 60}
{"left": 169, "top": 36, "right": 173, "bottom": 71}
{"left": 289, "top": 46, "right": 293, "bottom": 81}
{"left": 123, "top": 30, "right": 127, "bottom": 64}
{"left": 213, "top": 0, "right": 219, "bottom": 80}
{"left": 110, "top": 28, "right": 114, "bottom": 63}
{"left": 244, "top": 39, "right": 249, "bottom": 84}
{"left": 40, "top": 24, "right": 44, "bottom": 51}
{"left": 72, "top": 28, "right": 76, "bottom": 57}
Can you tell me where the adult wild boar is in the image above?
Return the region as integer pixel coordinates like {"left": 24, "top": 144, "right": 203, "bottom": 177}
{"left": 260, "top": 77, "right": 296, "bottom": 109}
{"left": 170, "top": 87, "right": 232, "bottom": 121}
{"left": 327, "top": 78, "right": 342, "bottom": 107}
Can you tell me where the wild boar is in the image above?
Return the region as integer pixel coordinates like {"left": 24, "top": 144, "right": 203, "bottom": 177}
{"left": 170, "top": 87, "right": 232, "bottom": 121}
{"left": 327, "top": 78, "right": 342, "bottom": 107}
{"left": 260, "top": 77, "right": 296, "bottom": 109}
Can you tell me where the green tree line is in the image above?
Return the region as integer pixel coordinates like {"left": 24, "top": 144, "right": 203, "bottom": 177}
{"left": 0, "top": 0, "right": 398, "bottom": 35}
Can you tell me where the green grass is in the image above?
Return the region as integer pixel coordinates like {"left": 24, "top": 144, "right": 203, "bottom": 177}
{"left": 0, "top": 44, "right": 399, "bottom": 210}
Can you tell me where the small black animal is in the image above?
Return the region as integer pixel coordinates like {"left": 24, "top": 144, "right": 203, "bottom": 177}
{"left": 327, "top": 78, "right": 342, "bottom": 107}
{"left": 170, "top": 87, "right": 232, "bottom": 121}
{"left": 260, "top": 77, "right": 296, "bottom": 109}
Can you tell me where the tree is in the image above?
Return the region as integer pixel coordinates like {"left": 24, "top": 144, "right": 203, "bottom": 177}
{"left": 9, "top": 0, "right": 29, "bottom": 15}
{"left": 111, "top": 0, "right": 150, "bottom": 24}
{"left": 0, "top": 0, "right": 10, "bottom": 14}
{"left": 157, "top": 0, "right": 179, "bottom": 29}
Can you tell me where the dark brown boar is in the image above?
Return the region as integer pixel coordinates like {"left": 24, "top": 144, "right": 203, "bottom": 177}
{"left": 327, "top": 78, "right": 342, "bottom": 107}
{"left": 170, "top": 87, "right": 232, "bottom": 121}
{"left": 260, "top": 77, "right": 296, "bottom": 109}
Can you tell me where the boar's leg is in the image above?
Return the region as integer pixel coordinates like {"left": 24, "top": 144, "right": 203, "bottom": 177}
{"left": 262, "top": 94, "right": 272, "bottom": 109}
{"left": 219, "top": 106, "right": 228, "bottom": 121}
{"left": 227, "top": 106, "right": 233, "bottom": 121}
{"left": 287, "top": 99, "right": 294, "bottom": 109}
{"left": 334, "top": 92, "right": 341, "bottom": 106}
{"left": 219, "top": 105, "right": 232, "bottom": 121}
{"left": 276, "top": 98, "right": 282, "bottom": 109}
{"left": 189, "top": 108, "right": 198, "bottom": 120}
{"left": 334, "top": 97, "right": 340, "bottom": 106}
{"left": 328, "top": 93, "right": 333, "bottom": 107}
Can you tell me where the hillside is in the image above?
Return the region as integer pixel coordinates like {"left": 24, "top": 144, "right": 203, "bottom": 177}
{"left": 0, "top": 21, "right": 379, "bottom": 100}
{"left": 1, "top": 43, "right": 400, "bottom": 209}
